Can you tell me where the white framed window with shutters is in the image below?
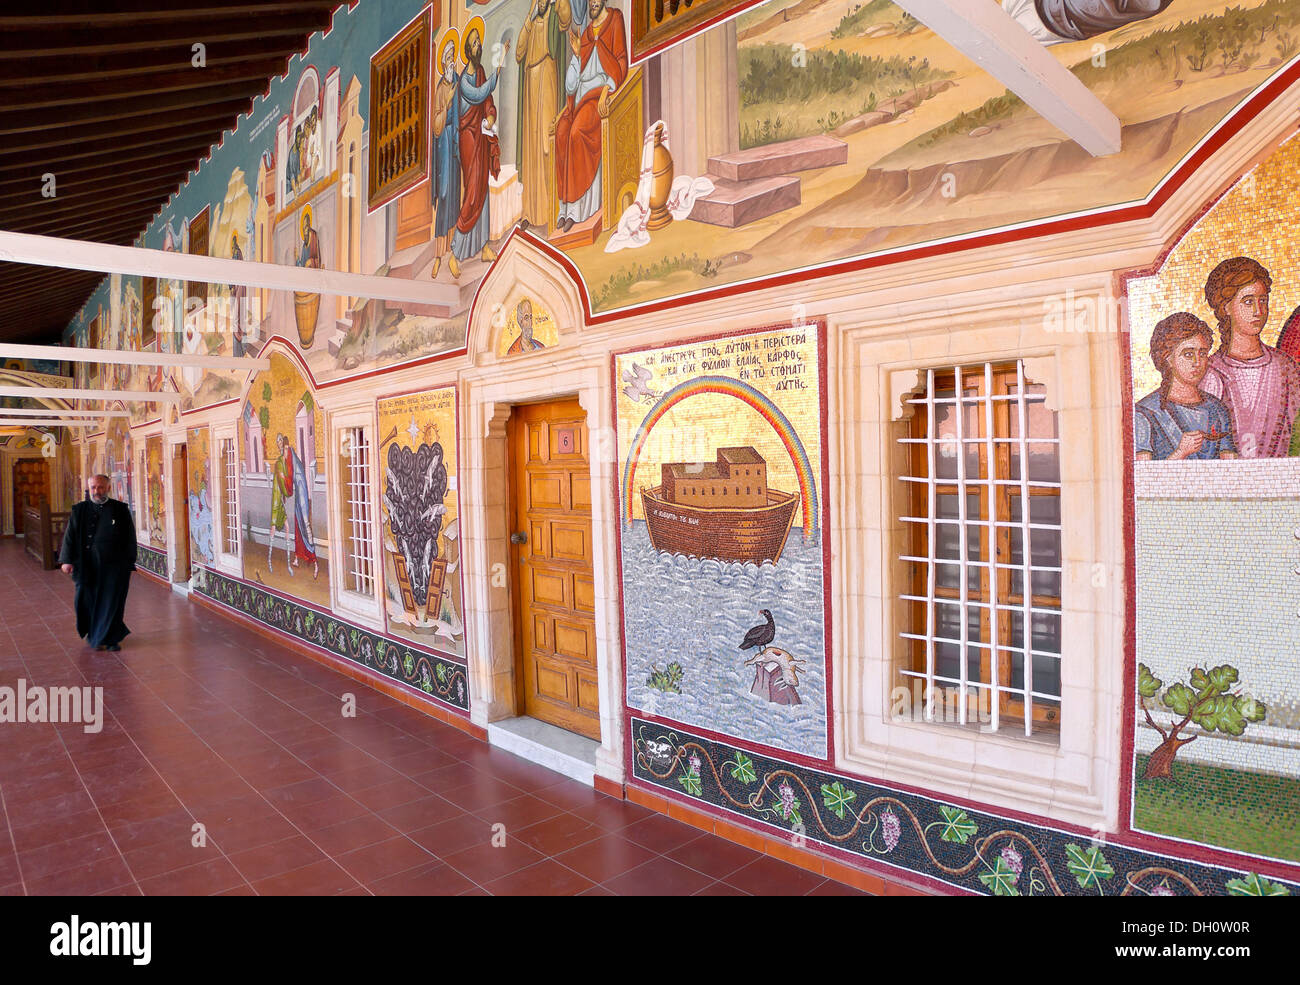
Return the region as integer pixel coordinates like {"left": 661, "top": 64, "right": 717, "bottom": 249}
{"left": 327, "top": 406, "right": 383, "bottom": 627}
{"left": 213, "top": 422, "right": 241, "bottom": 575}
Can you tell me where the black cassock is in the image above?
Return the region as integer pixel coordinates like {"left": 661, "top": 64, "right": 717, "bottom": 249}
{"left": 58, "top": 497, "right": 138, "bottom": 648}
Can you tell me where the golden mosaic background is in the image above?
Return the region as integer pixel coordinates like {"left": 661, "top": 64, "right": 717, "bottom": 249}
{"left": 1129, "top": 133, "right": 1300, "bottom": 399}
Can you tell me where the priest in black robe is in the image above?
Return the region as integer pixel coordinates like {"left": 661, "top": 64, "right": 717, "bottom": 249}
{"left": 59, "top": 474, "right": 137, "bottom": 651}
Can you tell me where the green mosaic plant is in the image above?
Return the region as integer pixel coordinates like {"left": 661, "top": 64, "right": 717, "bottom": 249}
{"left": 646, "top": 661, "right": 684, "bottom": 694}
{"left": 1138, "top": 663, "right": 1266, "bottom": 780}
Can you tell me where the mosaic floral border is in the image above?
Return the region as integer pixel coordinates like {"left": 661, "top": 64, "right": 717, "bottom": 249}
{"left": 192, "top": 567, "right": 469, "bottom": 714}
{"left": 630, "top": 717, "right": 1298, "bottom": 897}
{"left": 134, "top": 545, "right": 168, "bottom": 579}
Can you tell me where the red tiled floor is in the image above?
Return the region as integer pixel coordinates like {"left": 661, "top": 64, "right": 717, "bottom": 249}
{"left": 602, "top": 856, "right": 716, "bottom": 896}
{"left": 553, "top": 834, "right": 657, "bottom": 884}
{"left": 0, "top": 540, "right": 867, "bottom": 896}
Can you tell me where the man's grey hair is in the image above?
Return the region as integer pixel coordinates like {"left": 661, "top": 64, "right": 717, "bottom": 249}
{"left": 91, "top": 474, "right": 110, "bottom": 483}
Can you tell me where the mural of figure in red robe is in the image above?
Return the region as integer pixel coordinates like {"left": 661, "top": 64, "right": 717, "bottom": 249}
{"left": 551, "top": 0, "right": 627, "bottom": 233}
{"left": 269, "top": 432, "right": 319, "bottom": 579}
{"left": 449, "top": 24, "right": 509, "bottom": 278}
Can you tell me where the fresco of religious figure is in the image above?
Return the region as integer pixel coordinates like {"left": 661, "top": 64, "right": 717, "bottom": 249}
{"left": 449, "top": 20, "right": 509, "bottom": 277}
{"left": 552, "top": 0, "right": 627, "bottom": 232}
{"left": 1134, "top": 312, "right": 1238, "bottom": 461}
{"left": 1199, "top": 257, "right": 1300, "bottom": 459}
{"left": 506, "top": 298, "right": 546, "bottom": 354}
{"left": 432, "top": 30, "right": 462, "bottom": 280}
{"left": 229, "top": 233, "right": 248, "bottom": 358}
{"left": 269, "top": 432, "right": 319, "bottom": 579}
{"left": 515, "top": 0, "right": 567, "bottom": 233}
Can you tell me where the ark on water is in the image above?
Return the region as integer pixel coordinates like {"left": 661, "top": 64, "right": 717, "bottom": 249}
{"left": 641, "top": 447, "right": 798, "bottom": 565}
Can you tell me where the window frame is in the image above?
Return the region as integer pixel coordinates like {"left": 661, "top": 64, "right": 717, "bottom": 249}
{"left": 833, "top": 290, "right": 1123, "bottom": 831}
{"left": 900, "top": 361, "right": 1064, "bottom": 738}
{"left": 327, "top": 405, "right": 384, "bottom": 628}
{"left": 213, "top": 421, "right": 241, "bottom": 576}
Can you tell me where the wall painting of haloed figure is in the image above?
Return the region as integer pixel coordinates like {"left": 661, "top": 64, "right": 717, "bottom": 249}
{"left": 377, "top": 386, "right": 467, "bottom": 663}
{"left": 145, "top": 435, "right": 167, "bottom": 550}
{"left": 238, "top": 352, "right": 330, "bottom": 608}
{"left": 1126, "top": 132, "right": 1300, "bottom": 865}
{"left": 186, "top": 426, "right": 215, "bottom": 568}
{"left": 615, "top": 321, "right": 829, "bottom": 760}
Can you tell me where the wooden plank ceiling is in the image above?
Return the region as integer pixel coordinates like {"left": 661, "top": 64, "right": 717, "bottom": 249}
{"left": 0, "top": 1, "right": 342, "bottom": 345}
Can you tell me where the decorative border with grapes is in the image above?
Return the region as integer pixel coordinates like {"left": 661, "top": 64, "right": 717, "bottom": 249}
{"left": 191, "top": 567, "right": 470, "bottom": 713}
{"left": 630, "top": 718, "right": 1297, "bottom": 897}
{"left": 135, "top": 545, "right": 168, "bottom": 578}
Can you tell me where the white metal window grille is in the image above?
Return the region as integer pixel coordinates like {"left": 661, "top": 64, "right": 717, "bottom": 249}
{"left": 221, "top": 438, "right": 239, "bottom": 555}
{"left": 343, "top": 427, "right": 375, "bottom": 597}
{"left": 898, "top": 361, "right": 1063, "bottom": 737}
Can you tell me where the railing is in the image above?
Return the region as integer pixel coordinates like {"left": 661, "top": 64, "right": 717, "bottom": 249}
{"left": 22, "top": 500, "right": 69, "bottom": 570}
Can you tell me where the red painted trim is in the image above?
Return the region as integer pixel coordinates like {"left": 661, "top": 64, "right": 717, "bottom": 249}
{"left": 474, "top": 62, "right": 1300, "bottom": 335}
{"left": 611, "top": 318, "right": 835, "bottom": 770}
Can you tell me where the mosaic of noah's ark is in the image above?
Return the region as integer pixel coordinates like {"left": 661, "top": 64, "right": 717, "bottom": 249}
{"left": 616, "top": 321, "right": 829, "bottom": 760}
{"left": 63, "top": 0, "right": 1297, "bottom": 420}
{"left": 1127, "top": 133, "right": 1300, "bottom": 866}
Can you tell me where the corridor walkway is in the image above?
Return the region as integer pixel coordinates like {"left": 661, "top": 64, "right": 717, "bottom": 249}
{"left": 0, "top": 540, "right": 862, "bottom": 896}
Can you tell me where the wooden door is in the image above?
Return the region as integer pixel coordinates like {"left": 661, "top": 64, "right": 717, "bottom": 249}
{"left": 171, "top": 444, "right": 191, "bottom": 582}
{"left": 509, "top": 400, "right": 600, "bottom": 740}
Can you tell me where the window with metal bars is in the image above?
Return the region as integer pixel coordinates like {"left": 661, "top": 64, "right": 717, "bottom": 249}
{"left": 221, "top": 437, "right": 239, "bottom": 556}
{"left": 342, "top": 427, "right": 375, "bottom": 597}
{"left": 899, "top": 361, "right": 1063, "bottom": 737}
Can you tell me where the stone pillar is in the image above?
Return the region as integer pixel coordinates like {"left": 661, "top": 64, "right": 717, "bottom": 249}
{"left": 653, "top": 19, "right": 739, "bottom": 177}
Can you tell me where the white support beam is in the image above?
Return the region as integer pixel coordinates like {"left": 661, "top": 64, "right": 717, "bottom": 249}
{"left": 0, "top": 229, "right": 447, "bottom": 306}
{"left": 892, "top": 0, "right": 1121, "bottom": 156}
{"left": 0, "top": 419, "right": 86, "bottom": 428}
{"left": 0, "top": 407, "right": 128, "bottom": 419}
{"left": 0, "top": 343, "right": 268, "bottom": 372}
{"left": 0, "top": 385, "right": 180, "bottom": 404}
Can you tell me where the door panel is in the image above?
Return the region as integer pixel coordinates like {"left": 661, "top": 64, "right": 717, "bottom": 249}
{"left": 510, "top": 399, "right": 600, "bottom": 741}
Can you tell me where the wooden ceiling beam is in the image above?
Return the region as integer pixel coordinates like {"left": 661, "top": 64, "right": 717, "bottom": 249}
{"left": 0, "top": 36, "right": 308, "bottom": 84}
{"left": 0, "top": 182, "right": 193, "bottom": 224}
{"left": 0, "top": 83, "right": 260, "bottom": 136}
{"left": 0, "top": 154, "right": 206, "bottom": 196}
{"left": 5, "top": 105, "right": 246, "bottom": 153}
{"left": 7, "top": 210, "right": 162, "bottom": 242}
{"left": 0, "top": 3, "right": 338, "bottom": 29}
{"left": 0, "top": 133, "right": 218, "bottom": 173}
{"left": 0, "top": 58, "right": 291, "bottom": 112}
{"left": 0, "top": 12, "right": 329, "bottom": 58}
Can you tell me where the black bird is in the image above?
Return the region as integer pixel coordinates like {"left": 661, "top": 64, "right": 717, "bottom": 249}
{"left": 739, "top": 609, "right": 776, "bottom": 652}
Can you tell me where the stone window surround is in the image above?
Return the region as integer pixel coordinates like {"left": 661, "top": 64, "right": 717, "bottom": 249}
{"left": 833, "top": 276, "right": 1126, "bottom": 830}
{"left": 212, "top": 419, "right": 242, "bottom": 578}
{"left": 325, "top": 402, "right": 384, "bottom": 630}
